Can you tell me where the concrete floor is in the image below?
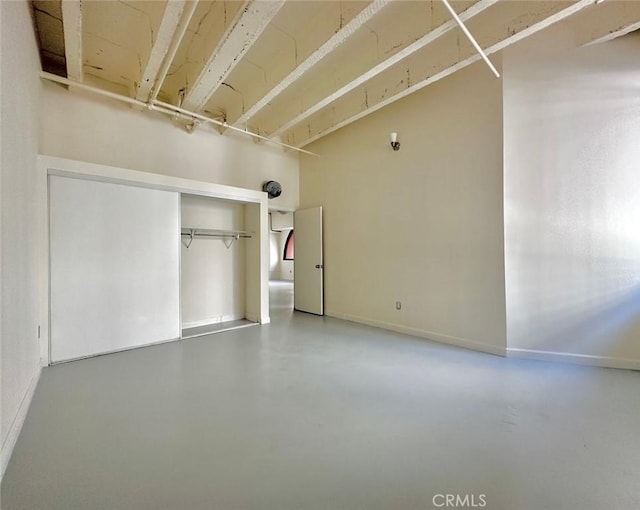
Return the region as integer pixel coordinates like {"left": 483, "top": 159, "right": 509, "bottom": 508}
{"left": 182, "top": 319, "right": 258, "bottom": 339}
{"left": 2, "top": 281, "right": 639, "bottom": 509}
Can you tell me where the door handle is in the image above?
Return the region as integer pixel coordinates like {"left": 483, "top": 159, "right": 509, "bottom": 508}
{"left": 315, "top": 264, "right": 324, "bottom": 269}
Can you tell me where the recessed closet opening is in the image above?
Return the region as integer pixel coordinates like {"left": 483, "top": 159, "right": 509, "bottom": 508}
{"left": 180, "top": 194, "right": 260, "bottom": 339}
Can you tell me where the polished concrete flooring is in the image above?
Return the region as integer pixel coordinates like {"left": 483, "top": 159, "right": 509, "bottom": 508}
{"left": 2, "top": 281, "right": 640, "bottom": 509}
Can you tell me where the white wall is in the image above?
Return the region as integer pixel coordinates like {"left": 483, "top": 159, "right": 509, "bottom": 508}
{"left": 300, "top": 62, "right": 506, "bottom": 354}
{"left": 503, "top": 32, "right": 640, "bottom": 367}
{"left": 269, "top": 230, "right": 281, "bottom": 279}
{"left": 181, "top": 195, "right": 246, "bottom": 327}
{"left": 271, "top": 211, "right": 293, "bottom": 231}
{"left": 269, "top": 212, "right": 294, "bottom": 281}
{"left": 269, "top": 229, "right": 294, "bottom": 281}
{"left": 40, "top": 82, "right": 300, "bottom": 211}
{"left": 1, "top": 0, "right": 43, "bottom": 477}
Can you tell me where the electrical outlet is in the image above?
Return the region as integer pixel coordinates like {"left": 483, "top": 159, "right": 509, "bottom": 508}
{"left": 395, "top": 301, "right": 402, "bottom": 310}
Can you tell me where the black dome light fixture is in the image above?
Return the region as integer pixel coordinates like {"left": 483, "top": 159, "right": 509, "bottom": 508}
{"left": 262, "top": 180, "right": 282, "bottom": 199}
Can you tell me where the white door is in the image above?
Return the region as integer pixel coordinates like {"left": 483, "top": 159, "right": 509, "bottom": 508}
{"left": 294, "top": 206, "right": 323, "bottom": 315}
{"left": 50, "top": 176, "right": 180, "bottom": 362}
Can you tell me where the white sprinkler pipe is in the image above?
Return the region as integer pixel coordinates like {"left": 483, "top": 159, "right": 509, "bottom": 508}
{"left": 40, "top": 72, "right": 319, "bottom": 157}
{"left": 151, "top": 98, "right": 315, "bottom": 153}
{"left": 440, "top": 0, "right": 500, "bottom": 78}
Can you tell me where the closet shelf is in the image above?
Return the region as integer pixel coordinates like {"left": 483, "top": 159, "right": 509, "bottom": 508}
{"left": 181, "top": 227, "right": 252, "bottom": 249}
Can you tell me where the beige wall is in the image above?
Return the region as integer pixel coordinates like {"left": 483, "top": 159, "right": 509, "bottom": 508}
{"left": 503, "top": 32, "right": 640, "bottom": 367}
{"left": 40, "top": 82, "right": 300, "bottom": 211}
{"left": 1, "top": 0, "right": 43, "bottom": 476}
{"left": 300, "top": 62, "right": 506, "bottom": 354}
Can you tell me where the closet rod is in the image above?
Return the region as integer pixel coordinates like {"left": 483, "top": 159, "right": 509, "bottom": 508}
{"left": 181, "top": 228, "right": 252, "bottom": 249}
{"left": 183, "top": 233, "right": 252, "bottom": 238}
{"left": 181, "top": 228, "right": 252, "bottom": 237}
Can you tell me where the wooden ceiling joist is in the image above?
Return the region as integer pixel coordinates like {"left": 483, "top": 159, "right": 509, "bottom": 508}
{"left": 135, "top": 0, "right": 190, "bottom": 102}
{"left": 571, "top": 0, "right": 640, "bottom": 46}
{"left": 232, "top": 0, "right": 392, "bottom": 128}
{"left": 268, "top": 0, "right": 499, "bottom": 139}
{"left": 61, "top": 0, "right": 83, "bottom": 81}
{"left": 181, "top": 0, "right": 286, "bottom": 112}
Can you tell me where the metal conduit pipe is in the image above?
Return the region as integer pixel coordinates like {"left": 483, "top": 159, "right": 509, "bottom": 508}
{"left": 40, "top": 71, "right": 319, "bottom": 157}
{"left": 151, "top": 98, "right": 312, "bottom": 153}
{"left": 440, "top": 0, "right": 500, "bottom": 78}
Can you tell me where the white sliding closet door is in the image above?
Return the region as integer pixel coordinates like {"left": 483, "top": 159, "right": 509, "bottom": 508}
{"left": 50, "top": 176, "right": 180, "bottom": 362}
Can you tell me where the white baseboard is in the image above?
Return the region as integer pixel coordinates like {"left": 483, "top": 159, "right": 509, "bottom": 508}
{"left": 182, "top": 314, "right": 245, "bottom": 329}
{"left": 1, "top": 362, "right": 42, "bottom": 480}
{"left": 507, "top": 348, "right": 640, "bottom": 370}
{"left": 325, "top": 310, "right": 506, "bottom": 357}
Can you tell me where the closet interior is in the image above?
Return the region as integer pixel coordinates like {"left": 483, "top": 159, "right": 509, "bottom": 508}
{"left": 180, "top": 194, "right": 259, "bottom": 339}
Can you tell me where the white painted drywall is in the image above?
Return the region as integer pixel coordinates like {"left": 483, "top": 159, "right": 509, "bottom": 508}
{"left": 300, "top": 62, "right": 506, "bottom": 354}
{"left": 503, "top": 32, "right": 640, "bottom": 365}
{"left": 181, "top": 195, "right": 246, "bottom": 327}
{"left": 49, "top": 176, "right": 181, "bottom": 362}
{"left": 1, "top": 0, "right": 43, "bottom": 477}
{"left": 271, "top": 211, "right": 293, "bottom": 231}
{"left": 39, "top": 82, "right": 300, "bottom": 210}
{"left": 269, "top": 230, "right": 281, "bottom": 279}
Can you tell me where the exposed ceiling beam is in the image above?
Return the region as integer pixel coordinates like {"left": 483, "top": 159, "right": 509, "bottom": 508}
{"left": 440, "top": 0, "right": 500, "bottom": 78}
{"left": 182, "top": 0, "right": 286, "bottom": 112}
{"left": 135, "top": 0, "right": 189, "bottom": 102}
{"left": 61, "top": 0, "right": 83, "bottom": 81}
{"left": 572, "top": 0, "right": 640, "bottom": 46}
{"left": 297, "top": 0, "right": 595, "bottom": 149}
{"left": 150, "top": 1, "right": 199, "bottom": 102}
{"left": 268, "top": 0, "right": 498, "bottom": 139}
{"left": 232, "top": 0, "right": 392, "bottom": 128}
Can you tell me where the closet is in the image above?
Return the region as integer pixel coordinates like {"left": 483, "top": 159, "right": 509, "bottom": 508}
{"left": 180, "top": 194, "right": 258, "bottom": 338}
{"left": 45, "top": 157, "right": 269, "bottom": 364}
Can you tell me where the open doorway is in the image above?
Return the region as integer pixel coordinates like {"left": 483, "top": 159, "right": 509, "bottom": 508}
{"left": 269, "top": 211, "right": 294, "bottom": 313}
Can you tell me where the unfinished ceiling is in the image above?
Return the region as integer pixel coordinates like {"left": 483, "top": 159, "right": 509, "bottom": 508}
{"left": 32, "top": 0, "right": 640, "bottom": 150}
